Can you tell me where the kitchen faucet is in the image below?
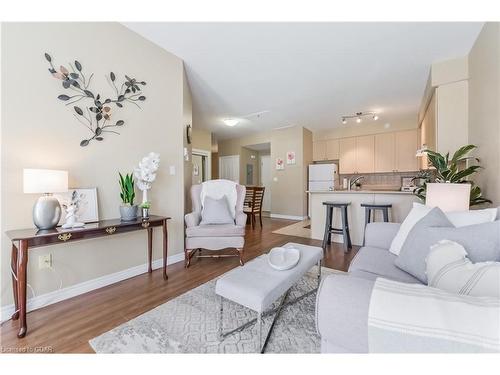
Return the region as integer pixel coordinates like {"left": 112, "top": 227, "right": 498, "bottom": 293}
{"left": 348, "top": 176, "right": 365, "bottom": 190}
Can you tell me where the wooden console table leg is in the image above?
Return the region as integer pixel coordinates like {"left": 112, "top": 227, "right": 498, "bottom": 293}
{"left": 11, "top": 243, "right": 19, "bottom": 320}
{"left": 17, "top": 239, "right": 28, "bottom": 338}
{"left": 162, "top": 219, "right": 168, "bottom": 280}
{"left": 147, "top": 227, "right": 153, "bottom": 273}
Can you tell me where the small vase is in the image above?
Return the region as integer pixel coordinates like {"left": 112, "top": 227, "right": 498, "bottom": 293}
{"left": 142, "top": 207, "right": 149, "bottom": 219}
{"left": 120, "top": 205, "right": 138, "bottom": 221}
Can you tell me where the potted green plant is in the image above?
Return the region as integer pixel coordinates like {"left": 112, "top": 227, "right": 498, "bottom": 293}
{"left": 119, "top": 172, "right": 138, "bottom": 221}
{"left": 140, "top": 201, "right": 151, "bottom": 219}
{"left": 413, "top": 144, "right": 491, "bottom": 207}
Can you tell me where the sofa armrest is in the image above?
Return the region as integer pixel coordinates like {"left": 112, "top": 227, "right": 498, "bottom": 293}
{"left": 235, "top": 211, "right": 247, "bottom": 227}
{"left": 316, "top": 274, "right": 375, "bottom": 353}
{"left": 364, "top": 222, "right": 401, "bottom": 250}
{"left": 185, "top": 211, "right": 201, "bottom": 228}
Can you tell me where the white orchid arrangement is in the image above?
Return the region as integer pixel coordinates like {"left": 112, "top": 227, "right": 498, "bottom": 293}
{"left": 134, "top": 152, "right": 160, "bottom": 205}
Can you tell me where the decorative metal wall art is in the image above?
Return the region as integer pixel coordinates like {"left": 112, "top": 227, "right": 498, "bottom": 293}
{"left": 45, "top": 53, "right": 147, "bottom": 147}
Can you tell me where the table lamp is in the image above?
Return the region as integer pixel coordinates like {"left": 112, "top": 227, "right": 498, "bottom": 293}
{"left": 23, "top": 168, "right": 68, "bottom": 229}
{"left": 425, "top": 183, "right": 471, "bottom": 212}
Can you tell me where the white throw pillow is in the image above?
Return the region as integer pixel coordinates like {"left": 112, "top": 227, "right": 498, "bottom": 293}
{"left": 426, "top": 240, "right": 500, "bottom": 298}
{"left": 389, "top": 203, "right": 498, "bottom": 255}
{"left": 447, "top": 208, "right": 498, "bottom": 227}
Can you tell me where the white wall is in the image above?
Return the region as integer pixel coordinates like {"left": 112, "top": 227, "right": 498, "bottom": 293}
{"left": 1, "top": 23, "right": 189, "bottom": 308}
{"left": 468, "top": 23, "right": 500, "bottom": 205}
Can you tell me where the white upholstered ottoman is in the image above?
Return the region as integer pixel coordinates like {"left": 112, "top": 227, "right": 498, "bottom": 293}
{"left": 215, "top": 242, "right": 323, "bottom": 352}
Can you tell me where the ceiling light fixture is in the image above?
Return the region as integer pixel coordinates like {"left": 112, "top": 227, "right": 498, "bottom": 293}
{"left": 223, "top": 118, "right": 239, "bottom": 127}
{"left": 341, "top": 111, "right": 379, "bottom": 124}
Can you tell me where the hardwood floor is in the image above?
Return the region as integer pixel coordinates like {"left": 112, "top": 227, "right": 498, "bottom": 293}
{"left": 0, "top": 217, "right": 359, "bottom": 353}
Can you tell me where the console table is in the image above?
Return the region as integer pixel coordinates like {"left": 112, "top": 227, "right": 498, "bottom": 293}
{"left": 6, "top": 215, "right": 170, "bottom": 338}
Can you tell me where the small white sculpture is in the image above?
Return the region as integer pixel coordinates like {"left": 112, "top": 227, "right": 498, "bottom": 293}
{"left": 134, "top": 152, "right": 160, "bottom": 204}
{"left": 61, "top": 191, "right": 85, "bottom": 229}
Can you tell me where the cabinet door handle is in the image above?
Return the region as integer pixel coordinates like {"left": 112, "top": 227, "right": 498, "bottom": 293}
{"left": 105, "top": 227, "right": 116, "bottom": 235}
{"left": 58, "top": 233, "right": 72, "bottom": 242}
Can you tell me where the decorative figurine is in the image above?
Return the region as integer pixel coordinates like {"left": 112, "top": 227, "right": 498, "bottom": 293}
{"left": 61, "top": 190, "right": 85, "bottom": 229}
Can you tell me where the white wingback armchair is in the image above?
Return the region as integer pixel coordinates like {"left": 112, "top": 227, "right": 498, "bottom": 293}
{"left": 184, "top": 183, "right": 247, "bottom": 268}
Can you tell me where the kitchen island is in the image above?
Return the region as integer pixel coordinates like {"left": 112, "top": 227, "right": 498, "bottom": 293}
{"left": 308, "top": 190, "right": 418, "bottom": 247}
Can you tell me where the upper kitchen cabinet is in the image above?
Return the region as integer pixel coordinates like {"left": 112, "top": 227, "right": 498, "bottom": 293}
{"left": 325, "top": 139, "right": 340, "bottom": 160}
{"left": 355, "top": 135, "right": 375, "bottom": 173}
{"left": 395, "top": 129, "right": 419, "bottom": 172}
{"left": 375, "top": 132, "right": 396, "bottom": 173}
{"left": 313, "top": 139, "right": 339, "bottom": 161}
{"left": 339, "top": 137, "right": 357, "bottom": 174}
{"left": 312, "top": 140, "right": 327, "bottom": 161}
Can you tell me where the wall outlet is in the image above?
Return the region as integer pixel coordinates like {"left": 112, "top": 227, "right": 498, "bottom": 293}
{"left": 38, "top": 254, "right": 52, "bottom": 269}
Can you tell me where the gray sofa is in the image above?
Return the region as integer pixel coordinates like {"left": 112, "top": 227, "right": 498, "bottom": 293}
{"left": 316, "top": 222, "right": 419, "bottom": 353}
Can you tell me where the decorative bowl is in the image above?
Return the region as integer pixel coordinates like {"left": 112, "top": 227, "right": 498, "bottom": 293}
{"left": 268, "top": 246, "right": 301, "bottom": 271}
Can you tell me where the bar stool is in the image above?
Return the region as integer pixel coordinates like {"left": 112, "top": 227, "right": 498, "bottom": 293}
{"left": 322, "top": 202, "right": 352, "bottom": 253}
{"left": 360, "top": 203, "right": 392, "bottom": 245}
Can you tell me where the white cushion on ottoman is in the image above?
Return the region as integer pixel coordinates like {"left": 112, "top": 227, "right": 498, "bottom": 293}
{"left": 215, "top": 243, "right": 323, "bottom": 313}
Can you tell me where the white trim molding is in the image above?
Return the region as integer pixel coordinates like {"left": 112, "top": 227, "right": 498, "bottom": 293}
{"left": 1, "top": 252, "right": 184, "bottom": 323}
{"left": 270, "top": 214, "right": 307, "bottom": 221}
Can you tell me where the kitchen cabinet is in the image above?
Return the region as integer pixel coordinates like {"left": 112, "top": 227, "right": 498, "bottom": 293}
{"left": 313, "top": 139, "right": 339, "bottom": 161}
{"left": 313, "top": 140, "right": 327, "bottom": 161}
{"left": 339, "top": 137, "right": 356, "bottom": 174}
{"left": 326, "top": 139, "right": 340, "bottom": 160}
{"left": 395, "top": 130, "right": 418, "bottom": 172}
{"left": 375, "top": 132, "right": 396, "bottom": 172}
{"left": 355, "top": 135, "right": 375, "bottom": 173}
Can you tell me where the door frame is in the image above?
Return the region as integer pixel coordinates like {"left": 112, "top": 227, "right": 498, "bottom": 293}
{"left": 260, "top": 154, "right": 272, "bottom": 211}
{"left": 218, "top": 155, "right": 240, "bottom": 183}
{"left": 192, "top": 148, "right": 211, "bottom": 181}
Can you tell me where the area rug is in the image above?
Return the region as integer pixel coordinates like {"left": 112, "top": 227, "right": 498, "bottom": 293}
{"left": 272, "top": 219, "right": 312, "bottom": 239}
{"left": 90, "top": 267, "right": 339, "bottom": 353}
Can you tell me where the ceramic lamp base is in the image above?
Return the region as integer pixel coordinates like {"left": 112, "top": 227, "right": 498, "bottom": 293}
{"left": 33, "top": 194, "right": 61, "bottom": 230}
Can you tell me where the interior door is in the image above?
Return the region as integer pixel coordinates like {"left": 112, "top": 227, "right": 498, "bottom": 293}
{"left": 219, "top": 155, "right": 240, "bottom": 183}
{"left": 260, "top": 155, "right": 271, "bottom": 211}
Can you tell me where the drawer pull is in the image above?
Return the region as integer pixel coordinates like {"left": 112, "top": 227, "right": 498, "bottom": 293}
{"left": 105, "top": 227, "right": 116, "bottom": 235}
{"left": 58, "top": 233, "right": 72, "bottom": 242}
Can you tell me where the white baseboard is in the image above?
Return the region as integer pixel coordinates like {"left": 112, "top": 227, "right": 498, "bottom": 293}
{"left": 1, "top": 252, "right": 184, "bottom": 323}
{"left": 270, "top": 214, "right": 307, "bottom": 221}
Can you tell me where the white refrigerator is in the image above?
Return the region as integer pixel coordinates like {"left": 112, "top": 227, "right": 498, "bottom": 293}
{"left": 308, "top": 163, "right": 338, "bottom": 191}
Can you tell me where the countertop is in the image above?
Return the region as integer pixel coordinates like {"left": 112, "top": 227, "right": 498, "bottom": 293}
{"left": 306, "top": 189, "right": 415, "bottom": 195}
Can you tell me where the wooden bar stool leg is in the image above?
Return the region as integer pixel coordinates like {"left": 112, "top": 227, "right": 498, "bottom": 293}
{"left": 363, "top": 207, "right": 370, "bottom": 246}
{"left": 344, "top": 206, "right": 352, "bottom": 250}
{"left": 340, "top": 206, "right": 349, "bottom": 253}
{"left": 322, "top": 206, "right": 332, "bottom": 251}
{"left": 383, "top": 208, "right": 389, "bottom": 222}
{"left": 327, "top": 206, "right": 333, "bottom": 245}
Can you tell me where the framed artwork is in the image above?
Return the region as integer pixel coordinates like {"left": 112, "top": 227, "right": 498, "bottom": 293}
{"left": 55, "top": 187, "right": 99, "bottom": 224}
{"left": 286, "top": 151, "right": 296, "bottom": 165}
{"left": 276, "top": 157, "right": 285, "bottom": 170}
{"left": 193, "top": 163, "right": 199, "bottom": 176}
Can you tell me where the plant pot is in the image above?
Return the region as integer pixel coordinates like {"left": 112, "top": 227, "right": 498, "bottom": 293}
{"left": 142, "top": 207, "right": 149, "bottom": 219}
{"left": 120, "top": 205, "right": 138, "bottom": 221}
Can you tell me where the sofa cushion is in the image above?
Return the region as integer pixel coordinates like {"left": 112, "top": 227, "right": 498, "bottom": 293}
{"left": 395, "top": 207, "right": 500, "bottom": 283}
{"left": 186, "top": 224, "right": 245, "bottom": 238}
{"left": 349, "top": 246, "right": 421, "bottom": 284}
{"left": 200, "top": 196, "right": 234, "bottom": 225}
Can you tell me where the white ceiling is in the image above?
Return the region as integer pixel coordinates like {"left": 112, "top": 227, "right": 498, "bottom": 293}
{"left": 125, "top": 22, "right": 483, "bottom": 140}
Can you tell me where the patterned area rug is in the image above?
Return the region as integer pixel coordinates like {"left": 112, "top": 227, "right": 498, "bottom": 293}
{"left": 90, "top": 267, "right": 338, "bottom": 353}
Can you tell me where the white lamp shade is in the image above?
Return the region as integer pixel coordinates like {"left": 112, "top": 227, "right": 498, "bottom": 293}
{"left": 23, "top": 169, "right": 68, "bottom": 194}
{"left": 425, "top": 183, "right": 470, "bottom": 212}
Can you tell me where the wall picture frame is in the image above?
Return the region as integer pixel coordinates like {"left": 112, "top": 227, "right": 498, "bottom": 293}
{"left": 286, "top": 151, "right": 296, "bottom": 165}
{"left": 55, "top": 187, "right": 99, "bottom": 224}
{"left": 276, "top": 157, "right": 284, "bottom": 170}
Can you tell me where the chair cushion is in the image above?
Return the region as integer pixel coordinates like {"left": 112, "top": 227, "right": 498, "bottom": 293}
{"left": 200, "top": 196, "right": 234, "bottom": 225}
{"left": 186, "top": 224, "right": 245, "bottom": 238}
{"left": 349, "top": 246, "right": 421, "bottom": 284}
